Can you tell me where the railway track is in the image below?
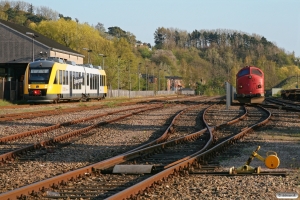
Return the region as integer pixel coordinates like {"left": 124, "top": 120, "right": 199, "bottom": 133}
{"left": 0, "top": 95, "right": 194, "bottom": 122}
{"left": 0, "top": 98, "right": 216, "bottom": 198}
{"left": 0, "top": 99, "right": 274, "bottom": 199}
{"left": 0, "top": 104, "right": 162, "bottom": 162}
{"left": 107, "top": 105, "right": 271, "bottom": 199}
{"left": 264, "top": 97, "right": 300, "bottom": 111}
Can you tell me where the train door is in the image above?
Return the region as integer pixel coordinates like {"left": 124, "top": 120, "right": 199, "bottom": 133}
{"left": 69, "top": 71, "right": 72, "bottom": 97}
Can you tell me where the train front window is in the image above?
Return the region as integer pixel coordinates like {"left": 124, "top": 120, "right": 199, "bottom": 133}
{"left": 251, "top": 69, "right": 263, "bottom": 77}
{"left": 29, "top": 68, "right": 50, "bottom": 84}
{"left": 238, "top": 68, "right": 250, "bottom": 77}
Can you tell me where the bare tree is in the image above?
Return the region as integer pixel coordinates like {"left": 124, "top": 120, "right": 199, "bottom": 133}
{"left": 36, "top": 6, "right": 59, "bottom": 20}
{"left": 95, "top": 22, "right": 106, "bottom": 33}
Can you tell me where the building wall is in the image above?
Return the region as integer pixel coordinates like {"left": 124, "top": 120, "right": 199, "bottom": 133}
{"left": 0, "top": 24, "right": 48, "bottom": 63}
{"left": 49, "top": 51, "right": 83, "bottom": 64}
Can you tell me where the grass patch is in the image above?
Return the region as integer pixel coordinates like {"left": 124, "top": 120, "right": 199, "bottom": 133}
{"left": 104, "top": 101, "right": 118, "bottom": 108}
{"left": 0, "top": 100, "right": 13, "bottom": 106}
{"left": 55, "top": 106, "right": 63, "bottom": 110}
{"left": 78, "top": 102, "right": 88, "bottom": 107}
{"left": 0, "top": 99, "right": 29, "bottom": 106}
{"left": 105, "top": 98, "right": 128, "bottom": 107}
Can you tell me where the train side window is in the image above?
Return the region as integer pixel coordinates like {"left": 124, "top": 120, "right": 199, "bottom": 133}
{"left": 79, "top": 72, "right": 81, "bottom": 89}
{"left": 63, "top": 70, "right": 67, "bottom": 85}
{"left": 69, "top": 71, "right": 71, "bottom": 86}
{"left": 251, "top": 69, "right": 263, "bottom": 77}
{"left": 87, "top": 73, "right": 89, "bottom": 86}
{"left": 54, "top": 70, "right": 58, "bottom": 84}
{"left": 102, "top": 75, "right": 104, "bottom": 86}
{"left": 94, "top": 74, "right": 96, "bottom": 89}
{"left": 76, "top": 72, "right": 79, "bottom": 89}
{"left": 62, "top": 70, "right": 65, "bottom": 85}
{"left": 89, "top": 74, "right": 92, "bottom": 89}
{"left": 90, "top": 74, "right": 93, "bottom": 89}
{"left": 72, "top": 71, "right": 75, "bottom": 90}
{"left": 92, "top": 74, "right": 95, "bottom": 89}
{"left": 65, "top": 71, "right": 68, "bottom": 85}
{"left": 82, "top": 72, "right": 85, "bottom": 86}
{"left": 59, "top": 70, "right": 62, "bottom": 85}
{"left": 238, "top": 68, "right": 250, "bottom": 77}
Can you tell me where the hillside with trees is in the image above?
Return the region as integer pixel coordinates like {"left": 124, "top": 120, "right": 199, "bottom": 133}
{"left": 1, "top": 0, "right": 299, "bottom": 95}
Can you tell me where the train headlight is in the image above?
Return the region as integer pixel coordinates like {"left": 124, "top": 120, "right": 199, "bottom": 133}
{"left": 239, "top": 85, "right": 243, "bottom": 88}
{"left": 258, "top": 85, "right": 261, "bottom": 88}
{"left": 248, "top": 75, "right": 252, "bottom": 79}
{"left": 28, "top": 85, "right": 31, "bottom": 88}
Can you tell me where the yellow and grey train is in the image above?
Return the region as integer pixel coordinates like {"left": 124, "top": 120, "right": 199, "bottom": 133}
{"left": 23, "top": 57, "right": 107, "bottom": 103}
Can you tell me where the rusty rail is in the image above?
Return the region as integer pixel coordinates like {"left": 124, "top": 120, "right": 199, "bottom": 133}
{"left": 0, "top": 105, "right": 162, "bottom": 162}
{"left": 107, "top": 106, "right": 270, "bottom": 200}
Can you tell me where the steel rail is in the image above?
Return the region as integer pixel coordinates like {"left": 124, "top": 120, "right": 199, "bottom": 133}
{"left": 0, "top": 103, "right": 213, "bottom": 199}
{"left": 164, "top": 105, "right": 247, "bottom": 169}
{"left": 124, "top": 103, "right": 212, "bottom": 154}
{"left": 265, "top": 97, "right": 300, "bottom": 111}
{"left": 107, "top": 106, "right": 270, "bottom": 200}
{"left": 0, "top": 101, "right": 244, "bottom": 200}
{"left": 0, "top": 105, "right": 161, "bottom": 162}
{"left": 0, "top": 104, "right": 105, "bottom": 122}
{"left": 0, "top": 105, "right": 147, "bottom": 144}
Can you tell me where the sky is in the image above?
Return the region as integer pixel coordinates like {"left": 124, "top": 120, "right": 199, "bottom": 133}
{"left": 22, "top": 0, "right": 300, "bottom": 57}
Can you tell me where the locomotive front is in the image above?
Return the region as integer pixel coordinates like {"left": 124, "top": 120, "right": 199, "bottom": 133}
{"left": 236, "top": 66, "right": 265, "bottom": 104}
{"left": 23, "top": 60, "right": 56, "bottom": 103}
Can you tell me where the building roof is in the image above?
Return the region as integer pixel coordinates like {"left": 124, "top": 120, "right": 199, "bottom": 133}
{"left": 0, "top": 19, "right": 83, "bottom": 57}
{"left": 165, "top": 76, "right": 182, "bottom": 80}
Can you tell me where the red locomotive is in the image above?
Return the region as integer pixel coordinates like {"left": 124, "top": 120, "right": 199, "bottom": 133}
{"left": 236, "top": 66, "right": 265, "bottom": 104}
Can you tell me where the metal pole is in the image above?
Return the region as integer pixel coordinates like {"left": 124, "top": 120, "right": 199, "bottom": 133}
{"left": 146, "top": 65, "right": 148, "bottom": 91}
{"left": 158, "top": 69, "right": 160, "bottom": 91}
{"left": 138, "top": 63, "right": 141, "bottom": 91}
{"left": 118, "top": 57, "right": 120, "bottom": 97}
{"left": 295, "top": 59, "right": 299, "bottom": 88}
{"left": 163, "top": 70, "right": 166, "bottom": 91}
{"left": 102, "top": 57, "right": 104, "bottom": 70}
{"left": 32, "top": 37, "right": 34, "bottom": 61}
{"left": 153, "top": 67, "right": 155, "bottom": 92}
{"left": 226, "top": 82, "right": 230, "bottom": 110}
{"left": 99, "top": 54, "right": 106, "bottom": 70}
{"left": 26, "top": 32, "right": 36, "bottom": 62}
{"left": 128, "top": 62, "right": 131, "bottom": 98}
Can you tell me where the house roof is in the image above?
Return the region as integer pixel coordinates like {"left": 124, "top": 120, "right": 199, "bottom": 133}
{"left": 0, "top": 19, "right": 83, "bottom": 57}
